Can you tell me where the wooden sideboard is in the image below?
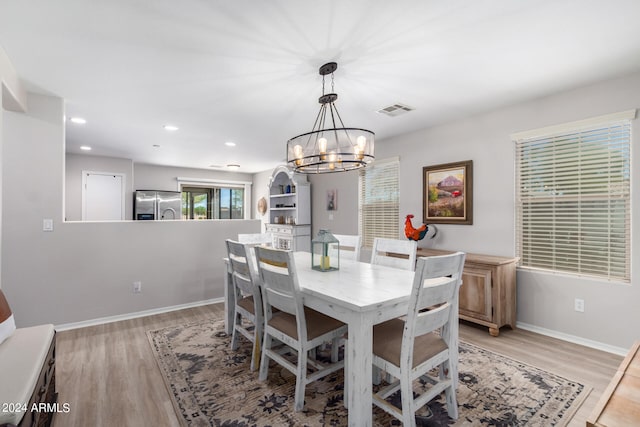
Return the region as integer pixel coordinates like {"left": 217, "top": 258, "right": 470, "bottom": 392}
{"left": 417, "top": 248, "right": 519, "bottom": 336}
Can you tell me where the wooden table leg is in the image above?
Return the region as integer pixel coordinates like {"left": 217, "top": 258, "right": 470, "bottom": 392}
{"left": 346, "top": 315, "right": 373, "bottom": 427}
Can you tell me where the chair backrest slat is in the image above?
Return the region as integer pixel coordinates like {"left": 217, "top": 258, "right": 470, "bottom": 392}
{"left": 256, "top": 247, "right": 305, "bottom": 328}
{"left": 371, "top": 238, "right": 417, "bottom": 271}
{"left": 226, "top": 239, "right": 261, "bottom": 304}
{"left": 332, "top": 234, "right": 362, "bottom": 262}
{"left": 414, "top": 302, "right": 452, "bottom": 337}
{"left": 402, "top": 252, "right": 466, "bottom": 366}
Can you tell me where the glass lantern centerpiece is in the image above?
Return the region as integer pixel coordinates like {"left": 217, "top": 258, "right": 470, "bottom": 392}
{"left": 312, "top": 229, "right": 339, "bottom": 272}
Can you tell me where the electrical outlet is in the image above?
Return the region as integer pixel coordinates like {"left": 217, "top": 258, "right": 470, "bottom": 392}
{"left": 574, "top": 298, "right": 585, "bottom": 312}
{"left": 133, "top": 281, "right": 142, "bottom": 294}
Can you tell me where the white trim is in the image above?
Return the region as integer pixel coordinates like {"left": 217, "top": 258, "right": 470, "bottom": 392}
{"left": 176, "top": 176, "right": 252, "bottom": 188}
{"left": 54, "top": 298, "right": 223, "bottom": 331}
{"left": 81, "top": 170, "right": 126, "bottom": 221}
{"left": 516, "top": 321, "right": 628, "bottom": 356}
{"left": 510, "top": 109, "right": 636, "bottom": 141}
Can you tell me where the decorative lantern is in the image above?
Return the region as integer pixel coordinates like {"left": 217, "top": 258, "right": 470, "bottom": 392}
{"left": 311, "top": 229, "right": 339, "bottom": 272}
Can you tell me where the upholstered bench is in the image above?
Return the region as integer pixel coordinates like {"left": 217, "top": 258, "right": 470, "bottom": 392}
{"left": 0, "top": 291, "right": 57, "bottom": 427}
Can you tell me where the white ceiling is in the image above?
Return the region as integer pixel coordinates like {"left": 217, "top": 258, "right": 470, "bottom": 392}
{"left": 1, "top": 0, "right": 640, "bottom": 173}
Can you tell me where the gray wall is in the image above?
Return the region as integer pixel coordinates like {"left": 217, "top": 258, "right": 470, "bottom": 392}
{"left": 252, "top": 168, "right": 274, "bottom": 230}
{"left": 2, "top": 93, "right": 261, "bottom": 327}
{"left": 133, "top": 162, "right": 253, "bottom": 192}
{"left": 308, "top": 71, "right": 640, "bottom": 351}
{"left": 65, "top": 153, "right": 134, "bottom": 221}
{"left": 309, "top": 169, "right": 359, "bottom": 238}
{"left": 1, "top": 45, "right": 27, "bottom": 290}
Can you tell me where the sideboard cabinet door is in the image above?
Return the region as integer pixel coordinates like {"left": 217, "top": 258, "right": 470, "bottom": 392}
{"left": 459, "top": 267, "right": 493, "bottom": 323}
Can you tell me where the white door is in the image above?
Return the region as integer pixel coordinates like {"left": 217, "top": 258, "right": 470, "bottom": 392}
{"left": 82, "top": 171, "right": 125, "bottom": 221}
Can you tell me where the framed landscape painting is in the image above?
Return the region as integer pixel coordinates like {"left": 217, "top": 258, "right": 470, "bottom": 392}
{"left": 423, "top": 160, "right": 473, "bottom": 225}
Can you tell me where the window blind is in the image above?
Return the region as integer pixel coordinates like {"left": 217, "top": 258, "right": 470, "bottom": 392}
{"left": 514, "top": 116, "right": 632, "bottom": 282}
{"left": 358, "top": 157, "right": 400, "bottom": 248}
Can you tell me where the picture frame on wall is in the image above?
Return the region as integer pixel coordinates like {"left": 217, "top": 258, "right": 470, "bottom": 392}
{"left": 327, "top": 189, "right": 337, "bottom": 211}
{"left": 423, "top": 160, "right": 473, "bottom": 225}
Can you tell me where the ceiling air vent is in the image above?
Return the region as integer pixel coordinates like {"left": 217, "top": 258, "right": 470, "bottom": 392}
{"left": 377, "top": 103, "right": 414, "bottom": 117}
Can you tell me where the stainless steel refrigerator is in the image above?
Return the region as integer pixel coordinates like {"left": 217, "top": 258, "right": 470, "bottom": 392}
{"left": 134, "top": 190, "right": 181, "bottom": 220}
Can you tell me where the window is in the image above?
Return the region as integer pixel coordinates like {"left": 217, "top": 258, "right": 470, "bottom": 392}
{"left": 513, "top": 110, "right": 634, "bottom": 282}
{"left": 181, "top": 186, "right": 245, "bottom": 219}
{"left": 177, "top": 177, "right": 250, "bottom": 220}
{"left": 358, "top": 157, "right": 400, "bottom": 248}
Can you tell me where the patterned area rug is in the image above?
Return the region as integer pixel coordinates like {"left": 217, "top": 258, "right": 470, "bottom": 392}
{"left": 147, "top": 320, "right": 590, "bottom": 426}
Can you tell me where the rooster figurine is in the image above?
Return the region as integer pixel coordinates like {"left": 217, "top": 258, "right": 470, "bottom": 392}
{"left": 404, "top": 214, "right": 428, "bottom": 241}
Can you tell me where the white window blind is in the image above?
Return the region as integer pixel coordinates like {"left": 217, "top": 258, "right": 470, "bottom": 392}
{"left": 358, "top": 157, "right": 400, "bottom": 248}
{"left": 514, "top": 112, "right": 633, "bottom": 282}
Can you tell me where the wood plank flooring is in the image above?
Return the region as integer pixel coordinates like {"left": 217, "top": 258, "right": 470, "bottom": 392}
{"left": 52, "top": 303, "right": 622, "bottom": 427}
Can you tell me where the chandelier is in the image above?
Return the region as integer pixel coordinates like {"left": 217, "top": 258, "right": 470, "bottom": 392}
{"left": 286, "top": 62, "right": 375, "bottom": 173}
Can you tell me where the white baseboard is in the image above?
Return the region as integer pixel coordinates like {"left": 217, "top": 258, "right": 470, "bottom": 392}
{"left": 54, "top": 298, "right": 224, "bottom": 332}
{"left": 516, "top": 321, "right": 628, "bottom": 356}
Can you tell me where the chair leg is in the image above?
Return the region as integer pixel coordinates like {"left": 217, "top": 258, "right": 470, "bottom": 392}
{"left": 230, "top": 314, "right": 240, "bottom": 351}
{"left": 441, "top": 360, "right": 458, "bottom": 419}
{"left": 444, "top": 383, "right": 459, "bottom": 419}
{"left": 400, "top": 372, "right": 416, "bottom": 427}
{"left": 330, "top": 337, "right": 339, "bottom": 363}
{"left": 294, "top": 347, "right": 308, "bottom": 411}
{"left": 259, "top": 333, "right": 272, "bottom": 381}
{"left": 372, "top": 365, "right": 382, "bottom": 385}
{"left": 250, "top": 317, "right": 263, "bottom": 372}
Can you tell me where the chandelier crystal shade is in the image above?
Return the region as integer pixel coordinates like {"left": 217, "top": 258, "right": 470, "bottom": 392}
{"left": 287, "top": 62, "right": 375, "bottom": 173}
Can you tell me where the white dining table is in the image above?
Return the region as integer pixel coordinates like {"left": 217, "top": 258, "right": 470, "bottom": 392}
{"left": 223, "top": 251, "right": 454, "bottom": 426}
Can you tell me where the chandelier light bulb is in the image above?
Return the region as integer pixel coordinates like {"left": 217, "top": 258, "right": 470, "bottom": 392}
{"left": 318, "top": 137, "right": 328, "bottom": 160}
{"left": 318, "top": 137, "right": 327, "bottom": 152}
{"left": 328, "top": 151, "right": 337, "bottom": 170}
{"left": 294, "top": 144, "right": 304, "bottom": 166}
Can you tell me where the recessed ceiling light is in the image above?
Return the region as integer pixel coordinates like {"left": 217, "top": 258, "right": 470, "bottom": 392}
{"left": 70, "top": 117, "right": 87, "bottom": 124}
{"left": 163, "top": 125, "right": 179, "bottom": 131}
{"left": 80, "top": 145, "right": 92, "bottom": 151}
{"left": 227, "top": 164, "right": 240, "bottom": 170}
{"left": 153, "top": 144, "right": 160, "bottom": 148}
{"left": 225, "top": 141, "right": 236, "bottom": 147}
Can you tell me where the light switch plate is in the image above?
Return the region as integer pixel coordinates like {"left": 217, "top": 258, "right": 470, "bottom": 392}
{"left": 43, "top": 219, "right": 54, "bottom": 231}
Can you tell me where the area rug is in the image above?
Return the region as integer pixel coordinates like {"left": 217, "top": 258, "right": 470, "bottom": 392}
{"left": 147, "top": 320, "right": 590, "bottom": 426}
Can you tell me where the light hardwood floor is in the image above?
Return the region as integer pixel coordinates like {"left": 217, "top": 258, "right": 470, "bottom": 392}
{"left": 52, "top": 303, "right": 622, "bottom": 427}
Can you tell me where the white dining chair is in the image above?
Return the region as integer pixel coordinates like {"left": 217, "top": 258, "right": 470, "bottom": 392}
{"left": 370, "top": 237, "right": 417, "bottom": 271}
{"left": 255, "top": 246, "right": 348, "bottom": 412}
{"left": 332, "top": 234, "right": 362, "bottom": 262}
{"left": 225, "top": 239, "right": 264, "bottom": 371}
{"left": 237, "top": 232, "right": 273, "bottom": 246}
{"left": 371, "top": 252, "right": 466, "bottom": 426}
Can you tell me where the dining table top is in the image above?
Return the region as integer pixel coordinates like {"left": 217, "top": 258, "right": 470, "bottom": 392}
{"left": 292, "top": 251, "right": 416, "bottom": 313}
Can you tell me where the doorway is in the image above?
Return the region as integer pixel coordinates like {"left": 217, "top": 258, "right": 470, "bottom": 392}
{"left": 82, "top": 171, "right": 126, "bottom": 220}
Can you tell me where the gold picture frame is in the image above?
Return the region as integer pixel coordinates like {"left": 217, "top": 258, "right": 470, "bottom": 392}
{"left": 423, "top": 160, "right": 473, "bottom": 225}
